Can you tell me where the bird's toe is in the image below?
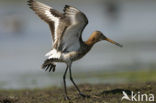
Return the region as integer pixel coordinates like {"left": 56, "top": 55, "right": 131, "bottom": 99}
{"left": 64, "top": 95, "right": 70, "bottom": 100}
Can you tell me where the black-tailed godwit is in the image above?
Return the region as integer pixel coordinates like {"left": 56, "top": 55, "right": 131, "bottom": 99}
{"left": 28, "top": 0, "right": 123, "bottom": 100}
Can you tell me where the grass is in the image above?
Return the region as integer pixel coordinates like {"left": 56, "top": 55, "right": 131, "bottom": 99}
{"left": 72, "top": 69, "right": 156, "bottom": 82}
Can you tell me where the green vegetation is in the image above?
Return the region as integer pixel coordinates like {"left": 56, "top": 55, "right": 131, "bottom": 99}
{"left": 71, "top": 69, "right": 156, "bottom": 83}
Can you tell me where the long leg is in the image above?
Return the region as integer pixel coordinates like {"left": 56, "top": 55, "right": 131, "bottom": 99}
{"left": 68, "top": 63, "right": 90, "bottom": 98}
{"left": 63, "top": 65, "right": 70, "bottom": 100}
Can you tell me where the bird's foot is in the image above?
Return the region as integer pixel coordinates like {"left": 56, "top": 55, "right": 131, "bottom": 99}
{"left": 64, "top": 95, "right": 70, "bottom": 100}
{"left": 79, "top": 92, "right": 90, "bottom": 98}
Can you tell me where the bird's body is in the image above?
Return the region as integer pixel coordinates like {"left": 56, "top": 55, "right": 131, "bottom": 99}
{"left": 45, "top": 42, "right": 90, "bottom": 63}
{"left": 28, "top": 0, "right": 122, "bottom": 100}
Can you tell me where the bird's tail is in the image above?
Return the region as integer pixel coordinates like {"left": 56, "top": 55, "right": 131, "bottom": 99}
{"left": 42, "top": 59, "right": 56, "bottom": 72}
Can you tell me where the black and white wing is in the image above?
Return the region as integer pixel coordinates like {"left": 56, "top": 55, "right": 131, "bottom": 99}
{"left": 28, "top": 0, "right": 88, "bottom": 59}
{"left": 28, "top": 0, "right": 66, "bottom": 43}
{"left": 46, "top": 5, "right": 89, "bottom": 59}
{"left": 28, "top": 0, "right": 67, "bottom": 72}
{"left": 57, "top": 5, "right": 88, "bottom": 52}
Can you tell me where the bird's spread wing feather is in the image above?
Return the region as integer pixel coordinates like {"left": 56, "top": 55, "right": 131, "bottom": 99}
{"left": 28, "top": 0, "right": 65, "bottom": 42}
{"left": 28, "top": 1, "right": 88, "bottom": 58}
{"left": 57, "top": 5, "right": 88, "bottom": 52}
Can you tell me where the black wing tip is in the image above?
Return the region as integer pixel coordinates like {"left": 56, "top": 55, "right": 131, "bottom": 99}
{"left": 65, "top": 5, "right": 70, "bottom": 8}
{"left": 63, "top": 5, "right": 72, "bottom": 12}
{"left": 63, "top": 5, "right": 79, "bottom": 13}
{"left": 27, "top": 0, "right": 33, "bottom": 6}
{"left": 27, "top": 0, "right": 35, "bottom": 7}
{"left": 27, "top": 0, "right": 33, "bottom": 3}
{"left": 27, "top": 0, "right": 35, "bottom": 10}
{"left": 27, "top": 0, "right": 32, "bottom": 4}
{"left": 50, "top": 9, "right": 64, "bottom": 18}
{"left": 63, "top": 5, "right": 68, "bottom": 12}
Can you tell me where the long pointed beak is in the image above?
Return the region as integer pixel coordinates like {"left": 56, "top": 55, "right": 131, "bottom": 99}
{"left": 105, "top": 38, "right": 123, "bottom": 47}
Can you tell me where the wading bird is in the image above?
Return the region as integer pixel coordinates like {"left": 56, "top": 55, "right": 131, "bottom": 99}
{"left": 28, "top": 0, "right": 122, "bottom": 100}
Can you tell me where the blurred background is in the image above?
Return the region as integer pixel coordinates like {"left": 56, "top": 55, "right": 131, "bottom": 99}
{"left": 0, "top": 0, "right": 156, "bottom": 89}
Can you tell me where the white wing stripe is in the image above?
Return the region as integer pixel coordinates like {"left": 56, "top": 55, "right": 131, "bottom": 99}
{"left": 45, "top": 49, "right": 61, "bottom": 59}
{"left": 45, "top": 10, "right": 59, "bottom": 41}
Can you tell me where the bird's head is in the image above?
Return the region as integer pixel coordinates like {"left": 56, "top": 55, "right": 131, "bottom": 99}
{"left": 87, "top": 31, "right": 123, "bottom": 47}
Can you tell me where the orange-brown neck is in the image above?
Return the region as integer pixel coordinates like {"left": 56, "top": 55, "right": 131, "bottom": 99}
{"left": 85, "top": 37, "right": 96, "bottom": 47}
{"left": 85, "top": 32, "right": 101, "bottom": 47}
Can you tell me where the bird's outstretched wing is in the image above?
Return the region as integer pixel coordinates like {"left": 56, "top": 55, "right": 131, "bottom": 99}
{"left": 28, "top": 0, "right": 66, "bottom": 43}
{"left": 28, "top": 0, "right": 89, "bottom": 71}
{"left": 28, "top": 0, "right": 88, "bottom": 53}
{"left": 55, "top": 5, "right": 88, "bottom": 52}
{"left": 45, "top": 5, "right": 89, "bottom": 59}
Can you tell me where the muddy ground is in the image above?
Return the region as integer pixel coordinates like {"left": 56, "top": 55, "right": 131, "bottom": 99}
{"left": 0, "top": 82, "right": 156, "bottom": 103}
